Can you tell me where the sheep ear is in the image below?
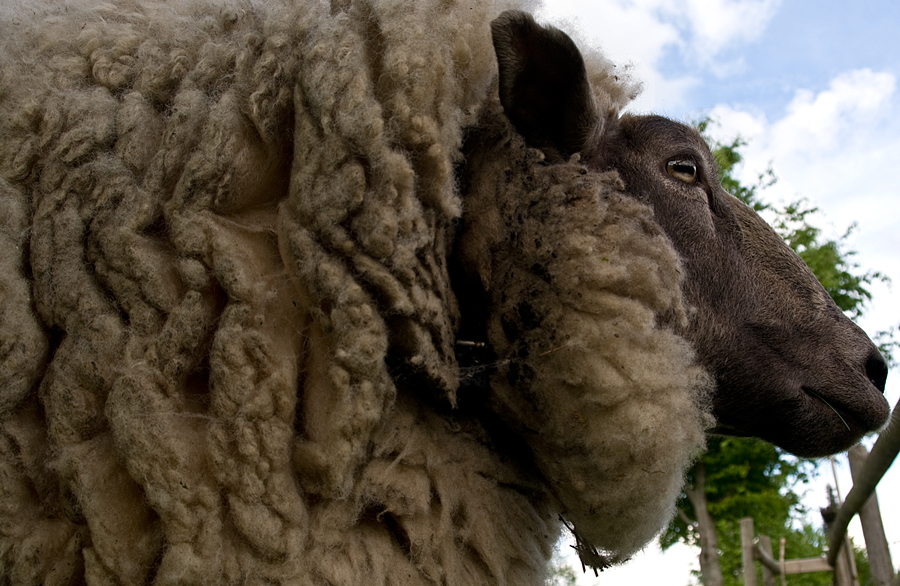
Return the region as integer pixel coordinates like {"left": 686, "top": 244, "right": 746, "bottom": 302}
{"left": 491, "top": 10, "right": 600, "bottom": 157}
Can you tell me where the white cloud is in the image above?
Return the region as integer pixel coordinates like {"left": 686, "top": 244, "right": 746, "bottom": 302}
{"left": 706, "top": 69, "right": 897, "bottom": 184}
{"left": 537, "top": 0, "right": 681, "bottom": 68}
{"left": 540, "top": 0, "right": 781, "bottom": 64}
{"left": 705, "top": 103, "right": 768, "bottom": 142}
{"left": 538, "top": 0, "right": 784, "bottom": 110}
{"left": 626, "top": 66, "right": 701, "bottom": 114}
{"left": 769, "top": 69, "right": 896, "bottom": 154}
{"left": 674, "top": 0, "right": 781, "bottom": 58}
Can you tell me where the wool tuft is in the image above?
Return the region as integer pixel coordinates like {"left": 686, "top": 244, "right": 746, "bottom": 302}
{"left": 0, "top": 1, "right": 709, "bottom": 584}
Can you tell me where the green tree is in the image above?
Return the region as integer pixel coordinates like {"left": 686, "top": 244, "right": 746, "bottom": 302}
{"left": 548, "top": 545, "right": 580, "bottom": 586}
{"left": 660, "top": 122, "right": 892, "bottom": 586}
{"left": 548, "top": 561, "right": 579, "bottom": 586}
{"left": 660, "top": 435, "right": 816, "bottom": 586}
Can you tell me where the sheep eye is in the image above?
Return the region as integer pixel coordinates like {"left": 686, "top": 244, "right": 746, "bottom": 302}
{"left": 666, "top": 160, "right": 698, "bottom": 184}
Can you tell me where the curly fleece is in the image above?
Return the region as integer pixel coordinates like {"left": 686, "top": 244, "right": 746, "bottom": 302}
{"left": 0, "top": 0, "right": 710, "bottom": 584}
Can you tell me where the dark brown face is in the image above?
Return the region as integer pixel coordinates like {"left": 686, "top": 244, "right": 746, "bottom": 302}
{"left": 591, "top": 115, "right": 890, "bottom": 457}
{"left": 490, "top": 10, "right": 890, "bottom": 457}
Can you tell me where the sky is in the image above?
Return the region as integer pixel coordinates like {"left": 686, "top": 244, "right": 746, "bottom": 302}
{"left": 534, "top": 0, "right": 900, "bottom": 584}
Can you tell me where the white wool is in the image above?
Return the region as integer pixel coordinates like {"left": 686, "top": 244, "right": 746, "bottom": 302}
{"left": 0, "top": 0, "right": 709, "bottom": 584}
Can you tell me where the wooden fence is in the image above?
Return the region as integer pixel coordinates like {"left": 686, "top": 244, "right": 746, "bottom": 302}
{"left": 740, "top": 398, "right": 900, "bottom": 586}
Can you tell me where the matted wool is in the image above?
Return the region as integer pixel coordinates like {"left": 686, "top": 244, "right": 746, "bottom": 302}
{"left": 0, "top": 1, "right": 710, "bottom": 584}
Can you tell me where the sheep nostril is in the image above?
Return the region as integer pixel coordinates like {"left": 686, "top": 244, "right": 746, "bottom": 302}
{"left": 865, "top": 349, "right": 888, "bottom": 393}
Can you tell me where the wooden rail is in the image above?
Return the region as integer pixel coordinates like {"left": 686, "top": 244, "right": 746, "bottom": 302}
{"left": 826, "top": 397, "right": 900, "bottom": 569}
{"left": 741, "top": 397, "right": 899, "bottom": 586}
{"left": 741, "top": 518, "right": 835, "bottom": 586}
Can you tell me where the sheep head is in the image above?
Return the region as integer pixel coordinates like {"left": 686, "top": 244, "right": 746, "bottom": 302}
{"left": 448, "top": 9, "right": 891, "bottom": 564}
{"left": 481, "top": 10, "right": 890, "bottom": 458}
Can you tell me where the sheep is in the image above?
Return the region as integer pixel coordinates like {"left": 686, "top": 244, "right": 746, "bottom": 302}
{"left": 0, "top": 1, "right": 889, "bottom": 585}
{"left": 479, "top": 11, "right": 890, "bottom": 457}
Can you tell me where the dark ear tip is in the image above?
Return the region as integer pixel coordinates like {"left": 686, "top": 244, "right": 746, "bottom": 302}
{"left": 490, "top": 10, "right": 533, "bottom": 48}
{"left": 489, "top": 8, "right": 601, "bottom": 157}
{"left": 491, "top": 10, "right": 534, "bottom": 31}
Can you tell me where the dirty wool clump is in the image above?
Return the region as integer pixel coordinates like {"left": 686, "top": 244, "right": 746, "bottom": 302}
{"left": 0, "top": 0, "right": 710, "bottom": 584}
{"left": 457, "top": 99, "right": 713, "bottom": 564}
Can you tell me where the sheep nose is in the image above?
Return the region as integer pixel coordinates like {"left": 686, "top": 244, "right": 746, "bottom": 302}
{"left": 865, "top": 349, "right": 888, "bottom": 393}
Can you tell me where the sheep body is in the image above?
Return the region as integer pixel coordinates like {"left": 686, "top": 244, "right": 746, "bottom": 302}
{"left": 0, "top": 1, "right": 711, "bottom": 584}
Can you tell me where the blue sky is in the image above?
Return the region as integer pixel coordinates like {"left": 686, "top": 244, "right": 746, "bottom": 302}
{"left": 535, "top": 1, "right": 900, "bottom": 584}
{"left": 662, "top": 0, "right": 900, "bottom": 119}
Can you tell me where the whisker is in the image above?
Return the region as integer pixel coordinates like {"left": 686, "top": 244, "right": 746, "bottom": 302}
{"left": 808, "top": 390, "right": 851, "bottom": 431}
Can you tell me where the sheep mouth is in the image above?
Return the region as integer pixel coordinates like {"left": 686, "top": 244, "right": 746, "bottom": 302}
{"left": 711, "top": 383, "right": 889, "bottom": 458}
{"left": 800, "top": 384, "right": 889, "bottom": 437}
{"left": 746, "top": 385, "right": 884, "bottom": 457}
{"left": 801, "top": 387, "right": 865, "bottom": 434}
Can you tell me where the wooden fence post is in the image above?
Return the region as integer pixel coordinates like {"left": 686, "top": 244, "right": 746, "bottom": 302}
{"left": 741, "top": 518, "right": 758, "bottom": 586}
{"left": 742, "top": 514, "right": 847, "bottom": 584}
{"left": 822, "top": 489, "right": 857, "bottom": 586}
{"left": 759, "top": 535, "right": 777, "bottom": 586}
{"left": 848, "top": 444, "right": 896, "bottom": 586}
{"left": 779, "top": 538, "right": 787, "bottom": 586}
{"left": 828, "top": 397, "right": 900, "bottom": 568}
